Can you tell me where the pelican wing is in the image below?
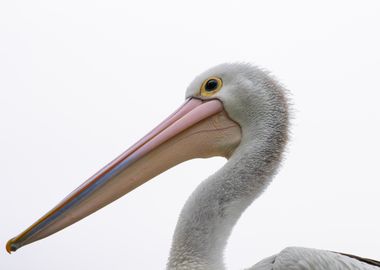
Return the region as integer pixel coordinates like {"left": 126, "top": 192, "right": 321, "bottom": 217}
{"left": 249, "top": 247, "right": 380, "bottom": 270}
{"left": 336, "top": 252, "right": 380, "bottom": 268}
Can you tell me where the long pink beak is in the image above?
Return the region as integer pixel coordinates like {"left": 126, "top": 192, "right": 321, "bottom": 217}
{"left": 7, "top": 98, "right": 241, "bottom": 253}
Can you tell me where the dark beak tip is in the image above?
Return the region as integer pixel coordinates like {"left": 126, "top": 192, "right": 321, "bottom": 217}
{"left": 6, "top": 238, "right": 18, "bottom": 254}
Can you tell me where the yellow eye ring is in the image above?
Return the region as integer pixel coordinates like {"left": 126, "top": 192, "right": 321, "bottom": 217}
{"left": 200, "top": 77, "right": 223, "bottom": 97}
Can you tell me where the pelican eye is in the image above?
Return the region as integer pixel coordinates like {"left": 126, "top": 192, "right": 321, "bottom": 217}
{"left": 200, "top": 77, "right": 223, "bottom": 97}
{"left": 205, "top": 79, "right": 218, "bottom": 91}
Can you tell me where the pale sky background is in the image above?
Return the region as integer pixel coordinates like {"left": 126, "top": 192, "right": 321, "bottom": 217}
{"left": 1, "top": 1, "right": 380, "bottom": 269}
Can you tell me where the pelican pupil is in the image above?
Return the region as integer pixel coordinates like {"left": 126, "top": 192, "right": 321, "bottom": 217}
{"left": 205, "top": 79, "right": 218, "bottom": 92}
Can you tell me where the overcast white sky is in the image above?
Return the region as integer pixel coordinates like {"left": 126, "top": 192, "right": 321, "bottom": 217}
{"left": 1, "top": 0, "right": 380, "bottom": 269}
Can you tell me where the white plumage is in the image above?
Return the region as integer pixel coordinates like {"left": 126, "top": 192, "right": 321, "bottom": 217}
{"left": 250, "top": 247, "right": 380, "bottom": 270}
{"left": 167, "top": 63, "right": 379, "bottom": 270}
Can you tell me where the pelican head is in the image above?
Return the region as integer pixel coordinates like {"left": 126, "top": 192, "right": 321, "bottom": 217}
{"left": 7, "top": 62, "right": 289, "bottom": 265}
{"left": 186, "top": 63, "right": 288, "bottom": 144}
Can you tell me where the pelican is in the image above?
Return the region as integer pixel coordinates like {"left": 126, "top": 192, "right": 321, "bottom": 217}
{"left": 7, "top": 63, "right": 380, "bottom": 269}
